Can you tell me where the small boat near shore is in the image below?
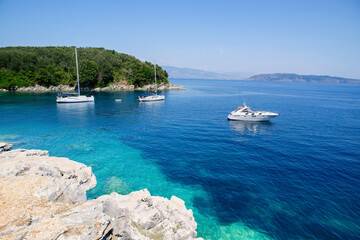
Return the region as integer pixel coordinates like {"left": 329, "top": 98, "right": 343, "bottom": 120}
{"left": 228, "top": 104, "right": 279, "bottom": 122}
{"left": 138, "top": 62, "right": 165, "bottom": 102}
{"left": 57, "top": 48, "right": 94, "bottom": 103}
{"left": 138, "top": 92, "right": 165, "bottom": 102}
{"left": 57, "top": 93, "right": 94, "bottom": 103}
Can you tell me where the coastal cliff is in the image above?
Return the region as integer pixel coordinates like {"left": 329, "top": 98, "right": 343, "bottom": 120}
{"left": 0, "top": 143, "right": 201, "bottom": 240}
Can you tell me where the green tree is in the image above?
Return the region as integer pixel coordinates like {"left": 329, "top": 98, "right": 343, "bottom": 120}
{"left": 35, "top": 68, "right": 52, "bottom": 87}
{"left": 0, "top": 46, "right": 169, "bottom": 89}
{"left": 79, "top": 60, "right": 99, "bottom": 88}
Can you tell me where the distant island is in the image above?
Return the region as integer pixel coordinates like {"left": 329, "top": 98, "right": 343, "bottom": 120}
{"left": 162, "top": 66, "right": 360, "bottom": 84}
{"left": 0, "top": 46, "right": 169, "bottom": 90}
{"left": 244, "top": 73, "right": 360, "bottom": 84}
{"left": 162, "top": 66, "right": 252, "bottom": 80}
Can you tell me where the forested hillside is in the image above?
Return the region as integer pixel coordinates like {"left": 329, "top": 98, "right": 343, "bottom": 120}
{"left": 0, "top": 47, "right": 169, "bottom": 89}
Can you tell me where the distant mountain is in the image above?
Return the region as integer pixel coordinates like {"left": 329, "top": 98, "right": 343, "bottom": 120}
{"left": 162, "top": 66, "right": 252, "bottom": 80}
{"left": 161, "top": 66, "right": 360, "bottom": 84}
{"left": 244, "top": 73, "right": 360, "bottom": 84}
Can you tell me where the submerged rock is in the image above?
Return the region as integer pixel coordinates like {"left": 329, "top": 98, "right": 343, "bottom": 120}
{"left": 0, "top": 145, "right": 201, "bottom": 240}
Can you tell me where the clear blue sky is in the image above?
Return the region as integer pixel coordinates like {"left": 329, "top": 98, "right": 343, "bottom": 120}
{"left": 0, "top": 0, "right": 359, "bottom": 78}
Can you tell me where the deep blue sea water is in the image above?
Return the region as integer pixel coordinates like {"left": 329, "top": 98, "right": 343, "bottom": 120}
{"left": 1, "top": 79, "right": 360, "bottom": 240}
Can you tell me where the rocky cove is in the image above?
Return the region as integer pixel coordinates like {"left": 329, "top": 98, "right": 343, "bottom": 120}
{"left": 0, "top": 143, "right": 201, "bottom": 240}
{"left": 0, "top": 83, "right": 185, "bottom": 92}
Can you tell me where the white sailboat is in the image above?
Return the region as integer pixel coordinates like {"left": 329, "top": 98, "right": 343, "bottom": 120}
{"left": 57, "top": 48, "right": 94, "bottom": 103}
{"left": 138, "top": 62, "right": 165, "bottom": 102}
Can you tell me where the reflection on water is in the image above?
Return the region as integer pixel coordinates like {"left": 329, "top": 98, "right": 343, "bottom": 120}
{"left": 56, "top": 102, "right": 95, "bottom": 125}
{"left": 229, "top": 120, "right": 275, "bottom": 135}
{"left": 138, "top": 101, "right": 165, "bottom": 108}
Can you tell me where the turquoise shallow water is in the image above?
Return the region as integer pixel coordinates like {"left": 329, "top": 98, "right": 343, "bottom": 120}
{"left": 1, "top": 80, "right": 360, "bottom": 239}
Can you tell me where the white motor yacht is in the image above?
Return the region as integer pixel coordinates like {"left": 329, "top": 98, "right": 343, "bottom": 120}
{"left": 138, "top": 62, "right": 165, "bottom": 102}
{"left": 228, "top": 104, "right": 279, "bottom": 121}
{"left": 57, "top": 48, "right": 94, "bottom": 103}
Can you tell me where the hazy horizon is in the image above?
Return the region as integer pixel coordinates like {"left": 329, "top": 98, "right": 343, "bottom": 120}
{"left": 0, "top": 0, "right": 359, "bottom": 79}
{"left": 162, "top": 65, "right": 360, "bottom": 81}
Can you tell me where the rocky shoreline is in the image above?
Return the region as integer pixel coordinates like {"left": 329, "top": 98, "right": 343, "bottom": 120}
{"left": 0, "top": 83, "right": 185, "bottom": 92}
{"left": 0, "top": 143, "right": 201, "bottom": 240}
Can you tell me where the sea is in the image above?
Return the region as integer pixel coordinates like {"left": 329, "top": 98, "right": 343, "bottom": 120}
{"left": 1, "top": 79, "right": 360, "bottom": 240}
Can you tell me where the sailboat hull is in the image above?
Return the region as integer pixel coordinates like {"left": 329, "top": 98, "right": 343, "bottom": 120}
{"left": 139, "top": 95, "right": 165, "bottom": 102}
{"left": 57, "top": 95, "right": 94, "bottom": 103}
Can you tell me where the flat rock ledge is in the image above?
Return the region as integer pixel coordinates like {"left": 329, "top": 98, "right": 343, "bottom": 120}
{"left": 1, "top": 83, "right": 185, "bottom": 92}
{"left": 0, "top": 144, "right": 202, "bottom": 240}
{"left": 135, "top": 83, "right": 185, "bottom": 91}
{"left": 15, "top": 85, "right": 74, "bottom": 92}
{"left": 95, "top": 83, "right": 185, "bottom": 91}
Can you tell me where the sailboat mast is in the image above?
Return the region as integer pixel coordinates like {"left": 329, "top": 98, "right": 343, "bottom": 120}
{"left": 75, "top": 48, "right": 80, "bottom": 95}
{"left": 154, "top": 62, "right": 157, "bottom": 94}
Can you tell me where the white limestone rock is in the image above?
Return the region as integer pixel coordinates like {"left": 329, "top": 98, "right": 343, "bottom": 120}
{"left": 16, "top": 84, "right": 75, "bottom": 92}
{"left": 0, "top": 148, "right": 96, "bottom": 204}
{"left": 0, "top": 142, "right": 12, "bottom": 152}
{"left": 95, "top": 82, "right": 135, "bottom": 91}
{"left": 12, "top": 82, "right": 184, "bottom": 92}
{"left": 0, "top": 145, "right": 201, "bottom": 240}
{"left": 135, "top": 83, "right": 185, "bottom": 91}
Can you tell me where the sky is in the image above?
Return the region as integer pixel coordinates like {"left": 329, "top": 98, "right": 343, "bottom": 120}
{"left": 0, "top": 0, "right": 359, "bottom": 78}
